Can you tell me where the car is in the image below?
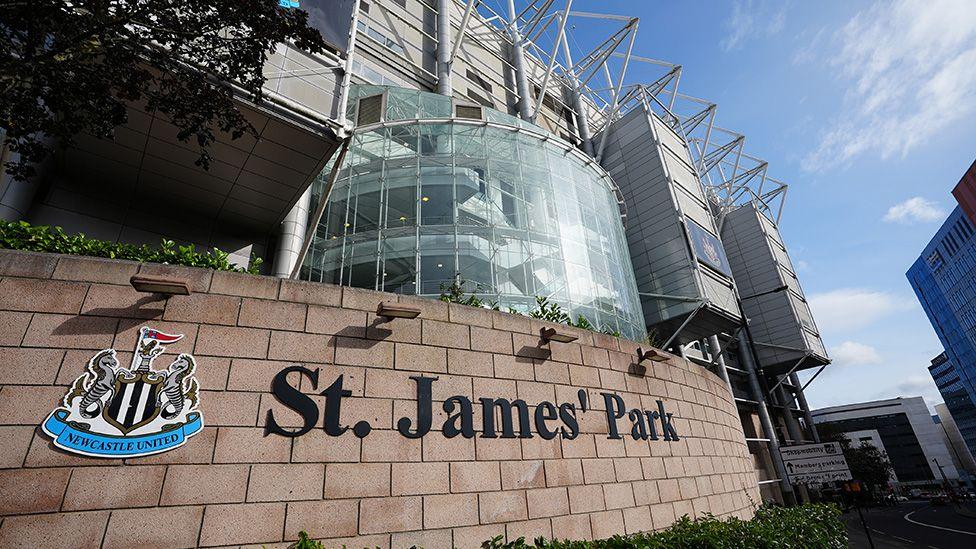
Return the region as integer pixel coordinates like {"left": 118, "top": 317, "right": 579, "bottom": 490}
{"left": 930, "top": 494, "right": 950, "bottom": 506}
{"left": 894, "top": 495, "right": 909, "bottom": 502}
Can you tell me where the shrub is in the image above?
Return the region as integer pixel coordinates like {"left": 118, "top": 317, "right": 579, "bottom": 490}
{"left": 0, "top": 219, "right": 262, "bottom": 273}
{"left": 480, "top": 504, "right": 846, "bottom": 549}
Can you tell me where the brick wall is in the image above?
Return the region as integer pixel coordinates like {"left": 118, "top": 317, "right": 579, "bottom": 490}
{"left": 0, "top": 249, "right": 762, "bottom": 548}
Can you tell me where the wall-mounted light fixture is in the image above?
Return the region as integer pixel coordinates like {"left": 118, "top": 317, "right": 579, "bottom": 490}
{"left": 377, "top": 302, "right": 421, "bottom": 319}
{"left": 540, "top": 327, "right": 578, "bottom": 344}
{"left": 636, "top": 347, "right": 669, "bottom": 363}
{"left": 129, "top": 275, "right": 191, "bottom": 296}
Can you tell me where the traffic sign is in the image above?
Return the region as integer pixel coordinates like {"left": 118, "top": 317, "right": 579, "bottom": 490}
{"left": 780, "top": 442, "right": 852, "bottom": 484}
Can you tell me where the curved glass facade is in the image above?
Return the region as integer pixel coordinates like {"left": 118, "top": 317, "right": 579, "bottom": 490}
{"left": 302, "top": 86, "right": 645, "bottom": 340}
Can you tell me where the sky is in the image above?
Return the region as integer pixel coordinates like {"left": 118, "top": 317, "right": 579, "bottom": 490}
{"left": 558, "top": 0, "right": 976, "bottom": 412}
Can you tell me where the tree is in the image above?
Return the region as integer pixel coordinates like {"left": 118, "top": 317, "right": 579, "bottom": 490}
{"left": 830, "top": 433, "right": 894, "bottom": 489}
{"left": 0, "top": 0, "right": 327, "bottom": 180}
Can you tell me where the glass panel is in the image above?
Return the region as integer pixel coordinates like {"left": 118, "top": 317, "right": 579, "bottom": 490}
{"left": 420, "top": 160, "right": 454, "bottom": 225}
{"left": 420, "top": 124, "right": 452, "bottom": 156}
{"left": 420, "top": 92, "right": 453, "bottom": 119}
{"left": 381, "top": 233, "right": 417, "bottom": 294}
{"left": 386, "top": 88, "right": 420, "bottom": 121}
{"left": 419, "top": 232, "right": 456, "bottom": 294}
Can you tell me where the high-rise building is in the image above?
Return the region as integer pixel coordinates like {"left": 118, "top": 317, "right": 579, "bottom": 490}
{"left": 908, "top": 206, "right": 976, "bottom": 456}
{"left": 934, "top": 403, "right": 976, "bottom": 487}
{"left": 952, "top": 159, "right": 976, "bottom": 225}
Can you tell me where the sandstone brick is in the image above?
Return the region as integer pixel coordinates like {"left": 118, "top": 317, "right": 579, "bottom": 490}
{"left": 0, "top": 510, "right": 108, "bottom": 548}
{"left": 470, "top": 326, "right": 514, "bottom": 354}
{"left": 521, "top": 436, "right": 561, "bottom": 460}
{"left": 0, "top": 310, "right": 31, "bottom": 345}
{"left": 238, "top": 298, "right": 306, "bottom": 331}
{"left": 451, "top": 460, "right": 501, "bottom": 493}
{"left": 225, "top": 358, "right": 292, "bottom": 391}
{"left": 492, "top": 354, "right": 536, "bottom": 380}
{"left": 391, "top": 529, "right": 453, "bottom": 549}
{"left": 325, "top": 463, "right": 391, "bottom": 498}
{"left": 63, "top": 465, "right": 165, "bottom": 511}
{"left": 581, "top": 458, "right": 617, "bottom": 484}
{"left": 560, "top": 434, "right": 598, "bottom": 459}
{"left": 590, "top": 332, "right": 619, "bottom": 351}
{"left": 548, "top": 341, "right": 582, "bottom": 364}
{"left": 641, "top": 456, "right": 666, "bottom": 479}
{"left": 594, "top": 436, "right": 627, "bottom": 458}
{"left": 649, "top": 502, "right": 676, "bottom": 530}
{"left": 268, "top": 330, "right": 332, "bottom": 363}
{"left": 0, "top": 277, "right": 88, "bottom": 314}
{"left": 424, "top": 492, "right": 479, "bottom": 528}
{"left": 501, "top": 460, "right": 545, "bottom": 490}
{"left": 535, "top": 361, "right": 570, "bottom": 384}
{"left": 527, "top": 486, "right": 569, "bottom": 518}
{"left": 633, "top": 479, "right": 661, "bottom": 506}
{"left": 448, "top": 302, "right": 493, "bottom": 327}
{"left": 214, "top": 427, "right": 290, "bottom": 463}
{"left": 317, "top": 533, "right": 391, "bottom": 549}
{"left": 447, "top": 347, "right": 493, "bottom": 377}
{"left": 359, "top": 496, "right": 423, "bottom": 534}
{"left": 394, "top": 342, "right": 447, "bottom": 373}
{"left": 614, "top": 457, "right": 644, "bottom": 482}
{"left": 342, "top": 286, "right": 395, "bottom": 312}
{"left": 306, "top": 305, "right": 367, "bottom": 337}
{"left": 195, "top": 324, "right": 269, "bottom": 358}
{"left": 248, "top": 463, "right": 324, "bottom": 502}
{"left": 335, "top": 336, "right": 393, "bottom": 368}
{"left": 198, "top": 502, "right": 286, "bottom": 547}
{"left": 589, "top": 509, "right": 625, "bottom": 540}
{"left": 623, "top": 505, "right": 652, "bottom": 534}
{"left": 113, "top": 319, "right": 198, "bottom": 356}
{"left": 22, "top": 313, "right": 117, "bottom": 349}
{"left": 199, "top": 390, "right": 261, "bottom": 426}
{"left": 551, "top": 514, "right": 592, "bottom": 541}
{"left": 479, "top": 490, "right": 528, "bottom": 524}
{"left": 397, "top": 294, "right": 450, "bottom": 321}
{"left": 491, "top": 311, "right": 532, "bottom": 333}
{"left": 569, "top": 364, "right": 602, "bottom": 387}
{"left": 603, "top": 482, "right": 636, "bottom": 509}
{"left": 0, "top": 249, "right": 58, "bottom": 277}
{"left": 393, "top": 462, "right": 449, "bottom": 495}
{"left": 138, "top": 263, "right": 212, "bottom": 293}
{"left": 162, "top": 293, "right": 241, "bottom": 325}
{"left": 658, "top": 478, "right": 681, "bottom": 502}
{"left": 362, "top": 429, "right": 422, "bottom": 462}
{"left": 278, "top": 278, "right": 342, "bottom": 307}
{"left": 514, "top": 332, "right": 550, "bottom": 360}
{"left": 161, "top": 464, "right": 249, "bottom": 505}
{"left": 424, "top": 433, "right": 476, "bottom": 462}
{"left": 476, "top": 436, "right": 522, "bottom": 461}
{"left": 453, "top": 525, "right": 502, "bottom": 548}
{"left": 103, "top": 505, "right": 204, "bottom": 549}
{"left": 211, "top": 270, "right": 279, "bottom": 299}
{"left": 0, "top": 426, "right": 33, "bottom": 468}
{"left": 544, "top": 458, "right": 583, "bottom": 487}
{"left": 285, "top": 499, "right": 359, "bottom": 540}
{"left": 568, "top": 484, "right": 605, "bottom": 513}
{"left": 52, "top": 255, "right": 139, "bottom": 285}
{"left": 0, "top": 347, "right": 63, "bottom": 384}
{"left": 292, "top": 429, "right": 361, "bottom": 463}
{"left": 81, "top": 283, "right": 166, "bottom": 319}
{"left": 366, "top": 312, "right": 422, "bottom": 343}
{"left": 0, "top": 467, "right": 71, "bottom": 514}
{"left": 0, "top": 385, "right": 73, "bottom": 424}
{"left": 124, "top": 427, "right": 217, "bottom": 466}
{"left": 506, "top": 518, "right": 552, "bottom": 543}
{"left": 422, "top": 319, "right": 469, "bottom": 348}
{"left": 516, "top": 380, "right": 555, "bottom": 405}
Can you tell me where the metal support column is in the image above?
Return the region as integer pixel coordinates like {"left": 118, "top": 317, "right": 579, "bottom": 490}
{"left": 507, "top": 0, "right": 532, "bottom": 120}
{"left": 273, "top": 187, "right": 311, "bottom": 278}
{"left": 791, "top": 372, "right": 821, "bottom": 443}
{"left": 737, "top": 331, "right": 795, "bottom": 504}
{"left": 559, "top": 37, "right": 594, "bottom": 156}
{"left": 436, "top": 0, "right": 453, "bottom": 95}
{"left": 776, "top": 380, "right": 804, "bottom": 445}
{"left": 708, "top": 335, "right": 733, "bottom": 395}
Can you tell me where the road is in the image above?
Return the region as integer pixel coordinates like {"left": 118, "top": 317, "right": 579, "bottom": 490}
{"left": 846, "top": 501, "right": 976, "bottom": 548}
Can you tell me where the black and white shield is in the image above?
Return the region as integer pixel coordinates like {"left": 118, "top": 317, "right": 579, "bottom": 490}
{"left": 103, "top": 373, "right": 164, "bottom": 434}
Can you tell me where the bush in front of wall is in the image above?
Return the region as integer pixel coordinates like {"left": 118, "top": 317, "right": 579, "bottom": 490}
{"left": 0, "top": 219, "right": 262, "bottom": 273}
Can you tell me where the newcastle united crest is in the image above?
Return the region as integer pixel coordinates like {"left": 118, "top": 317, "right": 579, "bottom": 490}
{"left": 42, "top": 327, "right": 204, "bottom": 458}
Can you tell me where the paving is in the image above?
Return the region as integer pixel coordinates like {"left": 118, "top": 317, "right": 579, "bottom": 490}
{"left": 845, "top": 501, "right": 976, "bottom": 549}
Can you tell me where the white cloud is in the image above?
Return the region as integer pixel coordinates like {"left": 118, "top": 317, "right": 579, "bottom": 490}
{"left": 800, "top": 0, "right": 976, "bottom": 171}
{"left": 830, "top": 341, "right": 883, "bottom": 367}
{"left": 883, "top": 197, "right": 946, "bottom": 224}
{"left": 808, "top": 288, "right": 914, "bottom": 332}
{"left": 875, "top": 375, "right": 944, "bottom": 411}
{"left": 721, "top": 0, "right": 788, "bottom": 51}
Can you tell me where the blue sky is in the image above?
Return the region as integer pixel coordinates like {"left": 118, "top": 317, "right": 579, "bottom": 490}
{"left": 559, "top": 0, "right": 976, "bottom": 411}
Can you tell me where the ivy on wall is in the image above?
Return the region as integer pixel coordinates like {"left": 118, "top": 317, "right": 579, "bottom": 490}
{"left": 0, "top": 220, "right": 262, "bottom": 274}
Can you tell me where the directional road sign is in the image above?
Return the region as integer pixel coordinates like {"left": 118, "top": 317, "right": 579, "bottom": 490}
{"left": 779, "top": 442, "right": 853, "bottom": 484}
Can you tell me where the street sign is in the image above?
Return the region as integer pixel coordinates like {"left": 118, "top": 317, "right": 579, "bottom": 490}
{"left": 780, "top": 442, "right": 853, "bottom": 484}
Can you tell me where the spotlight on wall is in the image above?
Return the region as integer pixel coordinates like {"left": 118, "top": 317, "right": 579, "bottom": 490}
{"left": 377, "top": 302, "right": 421, "bottom": 320}
{"left": 636, "top": 347, "right": 669, "bottom": 363}
{"left": 129, "top": 275, "right": 191, "bottom": 296}
{"left": 540, "top": 327, "right": 578, "bottom": 344}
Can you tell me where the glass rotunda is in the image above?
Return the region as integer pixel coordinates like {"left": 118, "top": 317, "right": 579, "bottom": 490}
{"left": 301, "top": 86, "right": 645, "bottom": 340}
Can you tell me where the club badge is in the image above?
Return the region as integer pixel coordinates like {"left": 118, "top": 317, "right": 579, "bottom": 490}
{"left": 42, "top": 327, "right": 204, "bottom": 458}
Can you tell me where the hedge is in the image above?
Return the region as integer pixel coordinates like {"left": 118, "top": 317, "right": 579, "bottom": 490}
{"left": 293, "top": 504, "right": 846, "bottom": 548}
{"left": 0, "top": 219, "right": 262, "bottom": 273}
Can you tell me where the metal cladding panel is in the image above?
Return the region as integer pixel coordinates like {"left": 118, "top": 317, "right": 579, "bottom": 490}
{"left": 721, "top": 202, "right": 829, "bottom": 373}
{"left": 600, "top": 107, "right": 740, "bottom": 342}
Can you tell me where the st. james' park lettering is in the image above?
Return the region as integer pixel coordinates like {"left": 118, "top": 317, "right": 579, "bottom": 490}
{"left": 264, "top": 366, "right": 680, "bottom": 442}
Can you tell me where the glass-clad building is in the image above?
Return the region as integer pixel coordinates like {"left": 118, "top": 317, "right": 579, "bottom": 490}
{"left": 908, "top": 206, "right": 976, "bottom": 456}
{"left": 301, "top": 86, "right": 646, "bottom": 340}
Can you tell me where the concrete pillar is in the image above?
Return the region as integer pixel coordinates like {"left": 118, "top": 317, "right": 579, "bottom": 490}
{"left": 273, "top": 187, "right": 312, "bottom": 278}
{"left": 791, "top": 372, "right": 821, "bottom": 443}
{"left": 436, "top": 0, "right": 453, "bottom": 95}
{"left": 506, "top": 0, "right": 532, "bottom": 120}
{"left": 737, "top": 331, "right": 795, "bottom": 504}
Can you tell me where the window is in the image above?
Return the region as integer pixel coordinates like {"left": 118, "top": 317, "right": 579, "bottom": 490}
{"left": 466, "top": 69, "right": 493, "bottom": 93}
{"left": 466, "top": 88, "right": 495, "bottom": 109}
{"left": 455, "top": 104, "right": 483, "bottom": 120}
{"left": 357, "top": 95, "right": 383, "bottom": 125}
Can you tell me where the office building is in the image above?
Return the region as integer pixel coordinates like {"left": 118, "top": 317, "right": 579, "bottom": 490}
{"left": 935, "top": 402, "right": 976, "bottom": 485}
{"left": 813, "top": 397, "right": 960, "bottom": 488}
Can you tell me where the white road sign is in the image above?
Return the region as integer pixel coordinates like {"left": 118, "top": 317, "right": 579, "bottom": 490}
{"left": 780, "top": 442, "right": 853, "bottom": 484}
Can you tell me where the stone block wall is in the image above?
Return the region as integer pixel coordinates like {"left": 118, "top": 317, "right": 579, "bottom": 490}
{"left": 0, "top": 250, "right": 761, "bottom": 548}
